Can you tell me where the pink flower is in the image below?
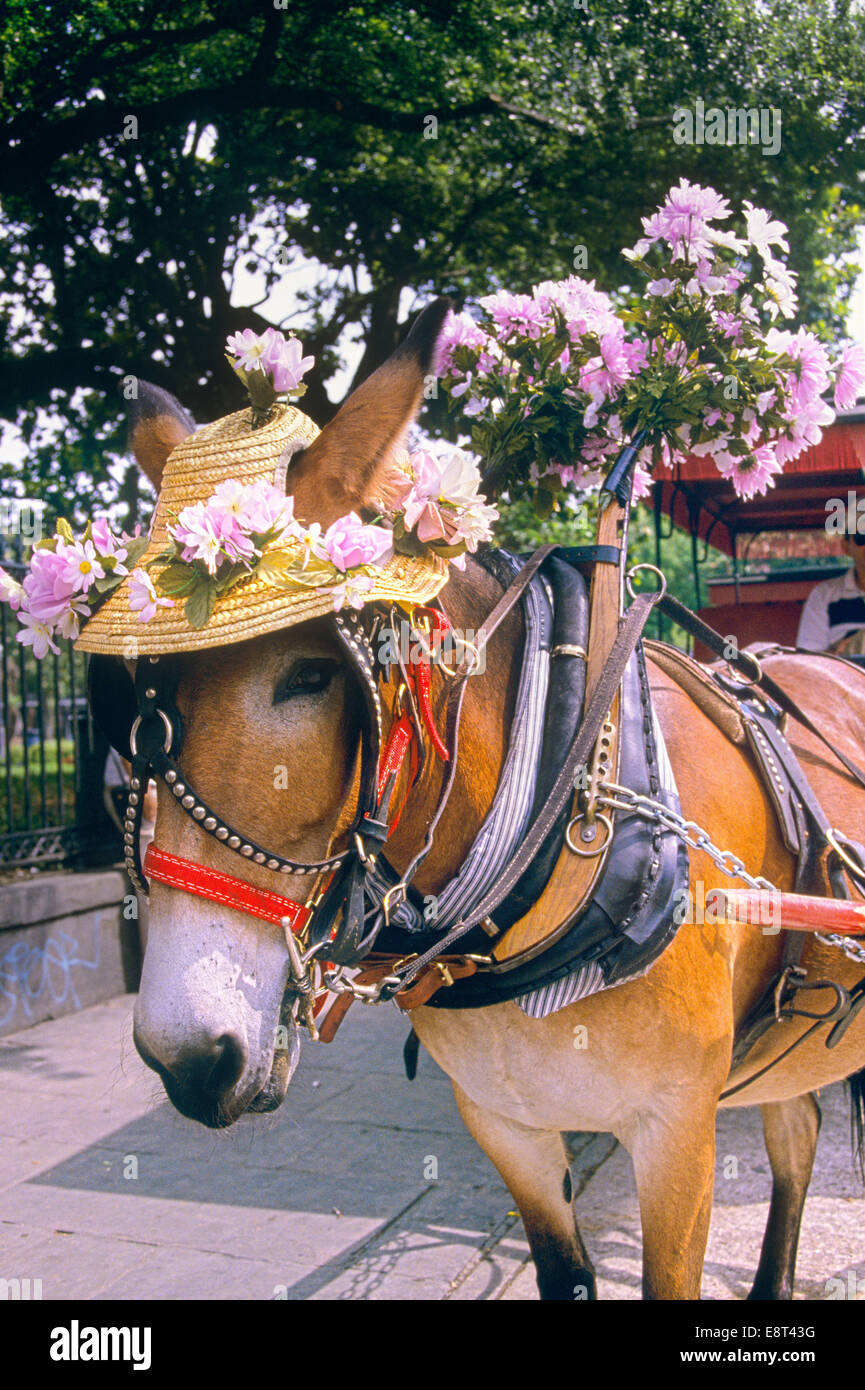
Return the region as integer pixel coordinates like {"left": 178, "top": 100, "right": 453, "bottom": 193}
{"left": 261, "top": 334, "right": 315, "bottom": 392}
{"left": 478, "top": 291, "right": 546, "bottom": 342}
{"left": 435, "top": 311, "right": 489, "bottom": 375}
{"left": 715, "top": 444, "right": 783, "bottom": 500}
{"left": 834, "top": 343, "right": 865, "bottom": 411}
{"left": 129, "top": 568, "right": 174, "bottom": 623}
{"left": 22, "top": 547, "right": 79, "bottom": 625}
{"left": 171, "top": 502, "right": 223, "bottom": 575}
{"left": 322, "top": 513, "right": 393, "bottom": 571}
{"left": 401, "top": 449, "right": 497, "bottom": 549}
{"left": 631, "top": 462, "right": 653, "bottom": 502}
{"left": 55, "top": 538, "right": 105, "bottom": 595}
{"left": 89, "top": 517, "right": 127, "bottom": 568}
{"left": 664, "top": 179, "right": 732, "bottom": 223}
{"left": 16, "top": 611, "right": 60, "bottom": 659}
{"left": 225, "top": 327, "right": 281, "bottom": 373}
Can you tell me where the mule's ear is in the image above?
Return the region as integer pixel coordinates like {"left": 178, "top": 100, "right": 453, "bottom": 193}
{"left": 127, "top": 382, "right": 196, "bottom": 490}
{"left": 287, "top": 297, "right": 450, "bottom": 526}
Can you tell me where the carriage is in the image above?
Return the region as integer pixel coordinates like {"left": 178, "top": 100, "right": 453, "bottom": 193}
{"left": 651, "top": 404, "right": 865, "bottom": 660}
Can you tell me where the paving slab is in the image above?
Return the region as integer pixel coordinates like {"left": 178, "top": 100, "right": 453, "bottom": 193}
{"left": 1, "top": 993, "right": 863, "bottom": 1300}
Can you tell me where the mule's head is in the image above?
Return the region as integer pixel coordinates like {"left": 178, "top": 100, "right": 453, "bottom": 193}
{"left": 128, "top": 302, "right": 449, "bottom": 1127}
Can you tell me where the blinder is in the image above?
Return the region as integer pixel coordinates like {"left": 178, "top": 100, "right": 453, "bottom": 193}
{"left": 87, "top": 654, "right": 183, "bottom": 762}
{"left": 87, "top": 655, "right": 139, "bottom": 762}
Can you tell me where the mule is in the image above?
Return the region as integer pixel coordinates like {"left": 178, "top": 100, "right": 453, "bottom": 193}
{"left": 123, "top": 320, "right": 865, "bottom": 1301}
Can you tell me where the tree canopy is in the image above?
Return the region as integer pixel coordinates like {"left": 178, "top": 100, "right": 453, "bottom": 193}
{"left": 2, "top": 0, "right": 865, "bottom": 526}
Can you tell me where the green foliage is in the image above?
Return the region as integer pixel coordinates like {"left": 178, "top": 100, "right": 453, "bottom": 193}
{"left": 2, "top": 0, "right": 864, "bottom": 523}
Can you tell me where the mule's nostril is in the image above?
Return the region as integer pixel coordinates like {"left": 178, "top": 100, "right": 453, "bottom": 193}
{"left": 207, "top": 1033, "right": 247, "bottom": 1097}
{"left": 135, "top": 1025, "right": 248, "bottom": 1105}
{"left": 171, "top": 1033, "right": 247, "bottom": 1100}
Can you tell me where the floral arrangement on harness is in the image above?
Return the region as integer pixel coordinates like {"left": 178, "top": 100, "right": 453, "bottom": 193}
{"left": 436, "top": 179, "right": 865, "bottom": 514}
{"left": 5, "top": 180, "right": 865, "bottom": 659}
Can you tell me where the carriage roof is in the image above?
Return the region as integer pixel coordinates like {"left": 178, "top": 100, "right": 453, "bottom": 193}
{"left": 653, "top": 405, "right": 865, "bottom": 558}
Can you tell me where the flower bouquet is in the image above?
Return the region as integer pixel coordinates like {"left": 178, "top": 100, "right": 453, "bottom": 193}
{"left": 435, "top": 179, "right": 865, "bottom": 511}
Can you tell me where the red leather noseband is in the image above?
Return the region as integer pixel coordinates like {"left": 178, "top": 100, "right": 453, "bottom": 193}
{"left": 144, "top": 845, "right": 312, "bottom": 933}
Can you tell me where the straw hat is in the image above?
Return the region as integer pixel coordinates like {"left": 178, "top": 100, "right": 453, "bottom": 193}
{"left": 75, "top": 403, "right": 448, "bottom": 657}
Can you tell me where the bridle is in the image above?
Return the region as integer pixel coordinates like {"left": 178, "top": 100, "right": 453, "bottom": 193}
{"left": 118, "top": 605, "right": 440, "bottom": 963}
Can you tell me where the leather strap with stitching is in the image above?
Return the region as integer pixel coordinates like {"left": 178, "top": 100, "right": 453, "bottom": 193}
{"left": 144, "top": 845, "right": 312, "bottom": 932}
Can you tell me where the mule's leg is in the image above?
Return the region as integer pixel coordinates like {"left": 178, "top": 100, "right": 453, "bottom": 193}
{"left": 748, "top": 1092, "right": 821, "bottom": 1301}
{"left": 452, "top": 1082, "right": 597, "bottom": 1300}
{"left": 629, "top": 1108, "right": 717, "bottom": 1299}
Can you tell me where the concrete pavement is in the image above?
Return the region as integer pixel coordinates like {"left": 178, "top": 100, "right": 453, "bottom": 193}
{"left": 1, "top": 993, "right": 864, "bottom": 1300}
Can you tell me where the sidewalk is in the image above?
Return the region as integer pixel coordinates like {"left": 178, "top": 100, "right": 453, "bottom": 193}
{"left": 1, "top": 994, "right": 863, "bottom": 1300}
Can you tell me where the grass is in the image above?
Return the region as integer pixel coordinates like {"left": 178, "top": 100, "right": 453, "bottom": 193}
{"left": 0, "top": 740, "right": 77, "bottom": 833}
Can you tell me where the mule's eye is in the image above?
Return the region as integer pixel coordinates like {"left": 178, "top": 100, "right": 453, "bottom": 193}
{"left": 274, "top": 660, "right": 336, "bottom": 703}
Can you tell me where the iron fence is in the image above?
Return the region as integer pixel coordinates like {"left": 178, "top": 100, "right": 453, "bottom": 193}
{"left": 0, "top": 539, "right": 120, "bottom": 871}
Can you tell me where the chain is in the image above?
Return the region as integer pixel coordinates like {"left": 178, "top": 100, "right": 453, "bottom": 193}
{"left": 597, "top": 781, "right": 865, "bottom": 966}
{"left": 813, "top": 931, "right": 865, "bottom": 966}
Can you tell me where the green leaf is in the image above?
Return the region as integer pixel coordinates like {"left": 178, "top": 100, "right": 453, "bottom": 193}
{"left": 156, "top": 562, "right": 198, "bottom": 597}
{"left": 123, "top": 536, "right": 151, "bottom": 568}
{"left": 92, "top": 573, "right": 123, "bottom": 595}
{"left": 55, "top": 517, "right": 75, "bottom": 542}
{"left": 255, "top": 550, "right": 301, "bottom": 584}
{"left": 185, "top": 582, "right": 217, "bottom": 630}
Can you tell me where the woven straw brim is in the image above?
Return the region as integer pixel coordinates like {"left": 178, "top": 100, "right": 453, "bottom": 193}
{"left": 75, "top": 404, "right": 448, "bottom": 657}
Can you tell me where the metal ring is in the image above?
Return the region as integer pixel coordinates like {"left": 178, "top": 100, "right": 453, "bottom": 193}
{"left": 724, "top": 649, "right": 763, "bottom": 686}
{"left": 565, "top": 812, "right": 614, "bottom": 858}
{"left": 625, "top": 563, "right": 667, "bottom": 603}
{"left": 826, "top": 828, "right": 865, "bottom": 879}
{"left": 455, "top": 639, "right": 482, "bottom": 676}
{"left": 129, "top": 709, "right": 173, "bottom": 758}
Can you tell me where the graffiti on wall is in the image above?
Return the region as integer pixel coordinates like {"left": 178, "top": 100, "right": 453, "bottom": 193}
{"left": 0, "top": 914, "right": 102, "bottom": 1028}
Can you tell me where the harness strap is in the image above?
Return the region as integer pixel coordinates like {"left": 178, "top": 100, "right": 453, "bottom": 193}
{"left": 144, "top": 845, "right": 312, "bottom": 932}
{"left": 382, "top": 587, "right": 661, "bottom": 996}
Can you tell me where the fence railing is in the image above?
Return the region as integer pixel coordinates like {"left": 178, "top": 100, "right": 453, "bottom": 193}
{"left": 0, "top": 540, "right": 120, "bottom": 871}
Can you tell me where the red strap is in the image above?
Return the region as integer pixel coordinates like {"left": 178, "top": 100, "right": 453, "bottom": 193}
{"left": 144, "top": 845, "right": 312, "bottom": 932}
{"left": 414, "top": 609, "right": 451, "bottom": 761}
{"left": 377, "top": 714, "right": 414, "bottom": 805}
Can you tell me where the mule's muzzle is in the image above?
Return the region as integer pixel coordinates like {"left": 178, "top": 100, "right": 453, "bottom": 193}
{"left": 133, "top": 1028, "right": 251, "bottom": 1129}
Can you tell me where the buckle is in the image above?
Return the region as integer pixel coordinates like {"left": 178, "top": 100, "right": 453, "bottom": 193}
{"left": 381, "top": 882, "right": 408, "bottom": 925}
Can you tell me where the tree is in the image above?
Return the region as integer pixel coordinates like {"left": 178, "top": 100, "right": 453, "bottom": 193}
{"left": 2, "top": 0, "right": 864, "bottom": 525}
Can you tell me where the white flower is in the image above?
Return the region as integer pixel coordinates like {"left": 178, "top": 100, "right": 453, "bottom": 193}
{"left": 330, "top": 575, "right": 375, "bottom": 611}
{"left": 743, "top": 202, "right": 789, "bottom": 260}
{"left": 16, "top": 612, "right": 60, "bottom": 659}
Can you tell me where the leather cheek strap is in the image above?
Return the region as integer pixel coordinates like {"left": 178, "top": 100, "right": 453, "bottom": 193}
{"left": 144, "top": 845, "right": 312, "bottom": 932}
